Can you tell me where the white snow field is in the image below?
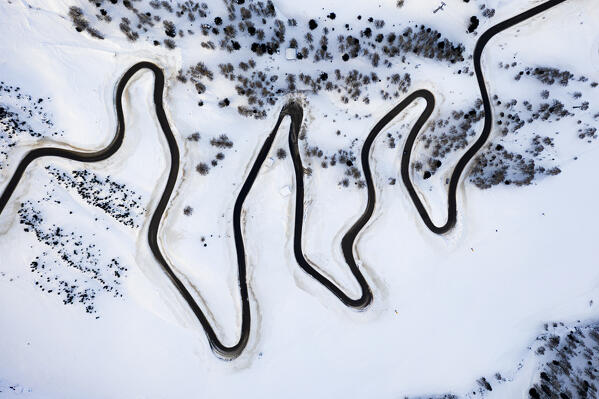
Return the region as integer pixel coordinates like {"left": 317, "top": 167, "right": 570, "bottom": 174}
{"left": 0, "top": 0, "right": 598, "bottom": 398}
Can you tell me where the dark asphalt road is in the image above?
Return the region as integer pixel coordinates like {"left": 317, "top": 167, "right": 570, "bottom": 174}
{"left": 0, "top": 0, "right": 565, "bottom": 360}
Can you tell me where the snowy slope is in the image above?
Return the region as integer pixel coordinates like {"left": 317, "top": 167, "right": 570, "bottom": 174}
{"left": 0, "top": 0, "right": 598, "bottom": 398}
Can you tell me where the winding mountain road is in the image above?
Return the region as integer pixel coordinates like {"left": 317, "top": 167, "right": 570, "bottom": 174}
{"left": 0, "top": 0, "right": 566, "bottom": 359}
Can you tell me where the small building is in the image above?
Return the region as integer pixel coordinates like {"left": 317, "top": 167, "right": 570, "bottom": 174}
{"left": 285, "top": 48, "right": 297, "bottom": 60}
{"left": 279, "top": 185, "right": 291, "bottom": 197}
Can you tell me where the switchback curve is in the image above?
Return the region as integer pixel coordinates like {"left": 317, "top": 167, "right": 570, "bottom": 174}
{"left": 290, "top": 0, "right": 566, "bottom": 308}
{"left": 290, "top": 90, "right": 433, "bottom": 309}
{"left": 401, "top": 0, "right": 567, "bottom": 233}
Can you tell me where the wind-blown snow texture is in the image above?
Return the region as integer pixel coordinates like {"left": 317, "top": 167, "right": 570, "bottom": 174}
{"left": 0, "top": 0, "right": 598, "bottom": 398}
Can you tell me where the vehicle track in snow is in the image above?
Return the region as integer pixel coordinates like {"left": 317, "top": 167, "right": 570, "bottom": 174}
{"left": 0, "top": 0, "right": 566, "bottom": 359}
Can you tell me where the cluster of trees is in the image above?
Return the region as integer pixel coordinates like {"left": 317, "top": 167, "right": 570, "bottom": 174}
{"left": 192, "top": 134, "right": 235, "bottom": 176}
{"left": 46, "top": 166, "right": 146, "bottom": 229}
{"left": 419, "top": 321, "right": 599, "bottom": 398}
{"left": 469, "top": 137, "right": 561, "bottom": 189}
{"left": 0, "top": 81, "right": 62, "bottom": 169}
{"left": 528, "top": 323, "right": 599, "bottom": 399}
{"left": 72, "top": 1, "right": 597, "bottom": 194}
{"left": 417, "top": 56, "right": 597, "bottom": 190}
{"left": 18, "top": 198, "right": 126, "bottom": 315}
{"left": 516, "top": 66, "right": 575, "bottom": 86}
{"left": 68, "top": 6, "right": 104, "bottom": 39}
{"left": 180, "top": 62, "right": 214, "bottom": 95}
{"left": 301, "top": 144, "right": 366, "bottom": 188}
{"left": 334, "top": 24, "right": 465, "bottom": 67}
{"left": 417, "top": 98, "right": 484, "bottom": 179}
{"left": 69, "top": 1, "right": 470, "bottom": 121}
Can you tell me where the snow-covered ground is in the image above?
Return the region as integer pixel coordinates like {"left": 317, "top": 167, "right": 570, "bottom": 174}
{"left": 1, "top": 0, "right": 598, "bottom": 397}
